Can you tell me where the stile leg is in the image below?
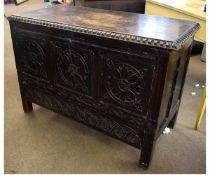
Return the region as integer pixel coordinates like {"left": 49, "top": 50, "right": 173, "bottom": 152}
{"left": 139, "top": 127, "right": 156, "bottom": 169}
{"left": 168, "top": 112, "right": 178, "bottom": 129}
{"left": 139, "top": 141, "right": 155, "bottom": 169}
{"left": 19, "top": 86, "right": 33, "bottom": 113}
{"left": 21, "top": 98, "right": 33, "bottom": 113}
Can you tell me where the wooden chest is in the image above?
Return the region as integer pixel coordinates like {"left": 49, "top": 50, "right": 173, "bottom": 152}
{"left": 8, "top": 6, "right": 199, "bottom": 168}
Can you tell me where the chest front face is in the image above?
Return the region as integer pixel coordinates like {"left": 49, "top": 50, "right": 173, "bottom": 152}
{"left": 10, "top": 21, "right": 171, "bottom": 147}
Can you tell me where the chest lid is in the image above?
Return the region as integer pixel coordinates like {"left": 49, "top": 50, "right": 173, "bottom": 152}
{"left": 9, "top": 5, "right": 200, "bottom": 50}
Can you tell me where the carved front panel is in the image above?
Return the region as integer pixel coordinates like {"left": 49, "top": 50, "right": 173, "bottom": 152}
{"left": 99, "top": 50, "right": 156, "bottom": 116}
{"left": 53, "top": 39, "right": 93, "bottom": 96}
{"left": 15, "top": 34, "right": 48, "bottom": 80}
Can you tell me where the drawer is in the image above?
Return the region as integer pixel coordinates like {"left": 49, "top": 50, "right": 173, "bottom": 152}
{"left": 23, "top": 86, "right": 143, "bottom": 148}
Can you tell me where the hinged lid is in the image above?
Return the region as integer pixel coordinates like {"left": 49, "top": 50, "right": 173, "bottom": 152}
{"left": 9, "top": 5, "right": 200, "bottom": 50}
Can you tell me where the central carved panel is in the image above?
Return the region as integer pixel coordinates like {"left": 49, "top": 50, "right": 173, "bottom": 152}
{"left": 54, "top": 40, "right": 92, "bottom": 95}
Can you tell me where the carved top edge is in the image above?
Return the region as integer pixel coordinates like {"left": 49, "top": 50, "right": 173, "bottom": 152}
{"left": 8, "top": 15, "right": 200, "bottom": 50}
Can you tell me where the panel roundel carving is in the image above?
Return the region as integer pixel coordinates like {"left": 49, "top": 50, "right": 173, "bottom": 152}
{"left": 19, "top": 39, "right": 47, "bottom": 78}
{"left": 55, "top": 42, "right": 90, "bottom": 94}
{"left": 104, "top": 58, "right": 148, "bottom": 113}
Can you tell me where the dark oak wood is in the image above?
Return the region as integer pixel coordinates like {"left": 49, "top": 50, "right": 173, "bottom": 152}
{"left": 9, "top": 6, "right": 199, "bottom": 168}
{"left": 10, "top": 5, "right": 199, "bottom": 48}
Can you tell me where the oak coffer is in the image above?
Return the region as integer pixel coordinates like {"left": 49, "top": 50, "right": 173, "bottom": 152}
{"left": 8, "top": 6, "right": 199, "bottom": 168}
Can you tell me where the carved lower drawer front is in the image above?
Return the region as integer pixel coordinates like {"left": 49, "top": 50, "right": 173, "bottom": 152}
{"left": 23, "top": 87, "right": 142, "bottom": 148}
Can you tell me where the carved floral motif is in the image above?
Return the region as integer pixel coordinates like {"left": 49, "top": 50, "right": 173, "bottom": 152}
{"left": 103, "top": 58, "right": 148, "bottom": 113}
{"left": 18, "top": 39, "right": 47, "bottom": 79}
{"left": 55, "top": 42, "right": 90, "bottom": 94}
